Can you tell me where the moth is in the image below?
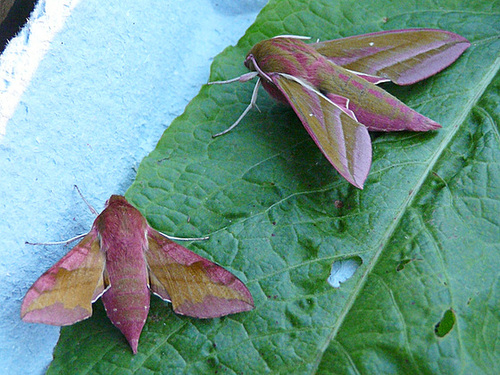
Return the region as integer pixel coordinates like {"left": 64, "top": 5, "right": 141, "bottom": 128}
{"left": 21, "top": 195, "right": 254, "bottom": 354}
{"left": 210, "top": 29, "right": 470, "bottom": 188}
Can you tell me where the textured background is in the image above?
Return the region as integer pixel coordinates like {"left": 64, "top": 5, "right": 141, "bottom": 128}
{"left": 0, "top": 0, "right": 266, "bottom": 373}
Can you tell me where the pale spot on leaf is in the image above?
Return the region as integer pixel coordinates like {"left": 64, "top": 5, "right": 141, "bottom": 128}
{"left": 327, "top": 258, "right": 361, "bottom": 288}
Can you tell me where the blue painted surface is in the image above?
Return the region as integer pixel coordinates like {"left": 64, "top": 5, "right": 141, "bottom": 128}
{"left": 0, "top": 0, "right": 265, "bottom": 373}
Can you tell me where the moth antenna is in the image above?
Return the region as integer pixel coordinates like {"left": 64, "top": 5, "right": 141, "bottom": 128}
{"left": 74, "top": 185, "right": 98, "bottom": 216}
{"left": 272, "top": 34, "right": 311, "bottom": 40}
{"left": 208, "top": 71, "right": 258, "bottom": 85}
{"left": 157, "top": 232, "right": 209, "bottom": 241}
{"left": 212, "top": 78, "right": 261, "bottom": 138}
{"left": 208, "top": 76, "right": 241, "bottom": 85}
{"left": 26, "top": 187, "right": 95, "bottom": 246}
{"left": 25, "top": 233, "right": 87, "bottom": 246}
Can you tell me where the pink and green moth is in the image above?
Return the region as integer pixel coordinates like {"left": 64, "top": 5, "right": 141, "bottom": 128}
{"left": 21, "top": 195, "right": 254, "bottom": 354}
{"left": 210, "top": 29, "right": 470, "bottom": 188}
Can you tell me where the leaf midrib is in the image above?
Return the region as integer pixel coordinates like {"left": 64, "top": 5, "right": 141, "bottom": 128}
{"left": 310, "top": 55, "right": 500, "bottom": 373}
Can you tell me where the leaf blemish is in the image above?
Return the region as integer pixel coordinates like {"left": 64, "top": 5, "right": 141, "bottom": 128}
{"left": 396, "top": 258, "right": 421, "bottom": 271}
{"left": 434, "top": 308, "right": 456, "bottom": 338}
{"left": 327, "top": 257, "right": 362, "bottom": 288}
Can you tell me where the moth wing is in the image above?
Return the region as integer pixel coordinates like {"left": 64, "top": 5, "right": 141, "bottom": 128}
{"left": 21, "top": 229, "right": 106, "bottom": 325}
{"left": 311, "top": 29, "right": 470, "bottom": 85}
{"left": 272, "top": 73, "right": 371, "bottom": 189}
{"left": 145, "top": 228, "right": 253, "bottom": 318}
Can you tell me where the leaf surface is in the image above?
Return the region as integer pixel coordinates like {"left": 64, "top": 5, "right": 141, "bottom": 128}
{"left": 48, "top": 0, "right": 500, "bottom": 373}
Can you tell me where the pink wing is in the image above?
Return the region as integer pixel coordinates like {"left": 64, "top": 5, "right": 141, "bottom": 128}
{"left": 312, "top": 29, "right": 470, "bottom": 85}
{"left": 145, "top": 228, "right": 254, "bottom": 318}
{"left": 267, "top": 73, "right": 372, "bottom": 189}
{"left": 21, "top": 229, "right": 106, "bottom": 325}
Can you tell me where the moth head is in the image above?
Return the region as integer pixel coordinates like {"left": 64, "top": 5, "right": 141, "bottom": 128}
{"left": 105, "top": 195, "right": 128, "bottom": 208}
{"left": 245, "top": 37, "right": 320, "bottom": 78}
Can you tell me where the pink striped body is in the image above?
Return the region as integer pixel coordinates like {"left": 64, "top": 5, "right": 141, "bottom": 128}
{"left": 95, "top": 198, "right": 150, "bottom": 354}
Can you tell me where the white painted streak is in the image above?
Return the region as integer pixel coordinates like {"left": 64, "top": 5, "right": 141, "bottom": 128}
{"left": 0, "top": 0, "right": 81, "bottom": 137}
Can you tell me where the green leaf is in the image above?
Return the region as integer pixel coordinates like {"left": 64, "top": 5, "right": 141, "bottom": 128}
{"left": 48, "top": 0, "right": 500, "bottom": 373}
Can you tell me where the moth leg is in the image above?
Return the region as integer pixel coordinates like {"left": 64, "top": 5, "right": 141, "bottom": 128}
{"left": 212, "top": 78, "right": 261, "bottom": 138}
